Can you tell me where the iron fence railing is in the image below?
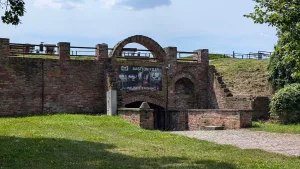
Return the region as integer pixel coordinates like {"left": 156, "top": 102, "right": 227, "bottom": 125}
{"left": 70, "top": 46, "right": 96, "bottom": 57}
{"left": 8, "top": 42, "right": 273, "bottom": 61}
{"left": 9, "top": 43, "right": 58, "bottom": 56}
{"left": 231, "top": 51, "right": 272, "bottom": 60}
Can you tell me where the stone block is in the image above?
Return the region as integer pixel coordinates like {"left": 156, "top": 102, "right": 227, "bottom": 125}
{"left": 107, "top": 90, "right": 117, "bottom": 116}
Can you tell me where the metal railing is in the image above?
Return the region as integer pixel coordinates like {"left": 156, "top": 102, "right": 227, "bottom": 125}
{"left": 9, "top": 41, "right": 272, "bottom": 61}
{"left": 177, "top": 51, "right": 198, "bottom": 62}
{"left": 232, "top": 51, "right": 272, "bottom": 60}
{"left": 9, "top": 43, "right": 58, "bottom": 56}
{"left": 118, "top": 48, "right": 155, "bottom": 60}
{"left": 70, "top": 46, "right": 96, "bottom": 57}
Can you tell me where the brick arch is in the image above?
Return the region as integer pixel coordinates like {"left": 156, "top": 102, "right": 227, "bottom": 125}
{"left": 109, "top": 35, "right": 166, "bottom": 62}
{"left": 172, "top": 73, "right": 197, "bottom": 86}
{"left": 123, "top": 95, "right": 165, "bottom": 108}
{"left": 175, "top": 77, "right": 195, "bottom": 94}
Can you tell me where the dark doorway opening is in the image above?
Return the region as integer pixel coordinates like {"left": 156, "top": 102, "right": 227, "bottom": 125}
{"left": 125, "top": 101, "right": 166, "bottom": 130}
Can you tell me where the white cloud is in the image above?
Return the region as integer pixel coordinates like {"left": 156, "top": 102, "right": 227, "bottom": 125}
{"left": 99, "top": 0, "right": 120, "bottom": 8}
{"left": 1, "top": 0, "right": 278, "bottom": 53}
{"left": 116, "top": 0, "right": 172, "bottom": 10}
{"left": 34, "top": 0, "right": 84, "bottom": 9}
{"left": 34, "top": 0, "right": 171, "bottom": 10}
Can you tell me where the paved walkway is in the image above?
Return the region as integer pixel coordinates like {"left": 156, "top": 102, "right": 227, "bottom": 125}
{"left": 170, "top": 130, "right": 300, "bottom": 156}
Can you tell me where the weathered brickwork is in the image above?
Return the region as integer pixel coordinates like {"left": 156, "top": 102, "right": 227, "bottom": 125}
{"left": 118, "top": 108, "right": 154, "bottom": 129}
{"left": 110, "top": 35, "right": 166, "bottom": 62}
{"left": 0, "top": 58, "right": 43, "bottom": 115}
{"left": 58, "top": 42, "right": 70, "bottom": 61}
{"left": 188, "top": 109, "right": 252, "bottom": 130}
{"left": 225, "top": 95, "right": 252, "bottom": 110}
{"left": 0, "top": 38, "right": 9, "bottom": 60}
{"left": 42, "top": 60, "right": 105, "bottom": 114}
{"left": 0, "top": 57, "right": 106, "bottom": 115}
{"left": 168, "top": 110, "right": 188, "bottom": 131}
{"left": 251, "top": 96, "right": 271, "bottom": 120}
{"left": 1, "top": 35, "right": 272, "bottom": 130}
{"left": 210, "top": 66, "right": 270, "bottom": 120}
{"left": 119, "top": 108, "right": 140, "bottom": 126}
{"left": 117, "top": 61, "right": 210, "bottom": 110}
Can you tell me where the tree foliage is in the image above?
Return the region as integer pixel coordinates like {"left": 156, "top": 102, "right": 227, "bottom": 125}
{"left": 270, "top": 83, "right": 300, "bottom": 124}
{"left": 0, "top": 0, "right": 25, "bottom": 25}
{"left": 245, "top": 0, "right": 300, "bottom": 40}
{"left": 245, "top": 0, "right": 300, "bottom": 90}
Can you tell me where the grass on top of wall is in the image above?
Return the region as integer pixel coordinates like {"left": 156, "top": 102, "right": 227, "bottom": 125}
{"left": 178, "top": 54, "right": 229, "bottom": 62}
{"left": 251, "top": 121, "right": 300, "bottom": 134}
{"left": 210, "top": 58, "right": 272, "bottom": 96}
{"left": 1, "top": 114, "right": 300, "bottom": 169}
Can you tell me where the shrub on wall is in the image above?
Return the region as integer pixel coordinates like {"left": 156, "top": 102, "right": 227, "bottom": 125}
{"left": 270, "top": 83, "right": 300, "bottom": 124}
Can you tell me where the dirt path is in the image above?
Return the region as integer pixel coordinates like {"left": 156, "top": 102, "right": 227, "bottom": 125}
{"left": 170, "top": 130, "right": 300, "bottom": 156}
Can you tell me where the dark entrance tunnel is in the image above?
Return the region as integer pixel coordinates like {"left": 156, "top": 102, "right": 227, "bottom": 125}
{"left": 125, "top": 101, "right": 165, "bottom": 130}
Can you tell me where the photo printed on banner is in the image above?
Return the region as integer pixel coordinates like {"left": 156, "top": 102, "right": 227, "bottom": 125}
{"left": 118, "top": 66, "right": 162, "bottom": 91}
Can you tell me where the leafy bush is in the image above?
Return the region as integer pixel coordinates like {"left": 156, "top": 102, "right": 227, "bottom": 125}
{"left": 268, "top": 32, "right": 300, "bottom": 90}
{"left": 270, "top": 83, "right": 300, "bottom": 124}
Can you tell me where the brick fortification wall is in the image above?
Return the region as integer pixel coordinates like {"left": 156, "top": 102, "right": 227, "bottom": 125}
{"left": 0, "top": 58, "right": 106, "bottom": 115}
{"left": 113, "top": 37, "right": 211, "bottom": 110}
{"left": 209, "top": 66, "right": 270, "bottom": 120}
{"left": 0, "top": 36, "right": 270, "bottom": 126}
{"left": 0, "top": 58, "right": 43, "bottom": 115}
{"left": 1, "top": 36, "right": 211, "bottom": 116}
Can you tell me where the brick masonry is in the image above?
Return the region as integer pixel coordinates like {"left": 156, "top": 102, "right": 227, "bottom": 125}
{"left": 0, "top": 35, "right": 270, "bottom": 130}
{"left": 210, "top": 66, "right": 270, "bottom": 120}
{"left": 58, "top": 42, "right": 70, "bottom": 61}
{"left": 0, "top": 38, "right": 9, "bottom": 60}
{"left": 187, "top": 109, "right": 252, "bottom": 130}
{"left": 118, "top": 108, "right": 252, "bottom": 131}
{"left": 0, "top": 57, "right": 106, "bottom": 115}
{"left": 118, "top": 108, "right": 154, "bottom": 130}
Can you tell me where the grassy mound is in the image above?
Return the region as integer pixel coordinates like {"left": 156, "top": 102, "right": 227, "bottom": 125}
{"left": 252, "top": 121, "right": 300, "bottom": 134}
{"left": 0, "top": 114, "right": 299, "bottom": 169}
{"left": 210, "top": 58, "right": 272, "bottom": 96}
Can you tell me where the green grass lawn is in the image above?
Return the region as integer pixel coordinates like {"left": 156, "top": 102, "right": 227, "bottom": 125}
{"left": 1, "top": 115, "right": 300, "bottom": 169}
{"left": 251, "top": 121, "right": 300, "bottom": 134}
{"left": 210, "top": 58, "right": 272, "bottom": 96}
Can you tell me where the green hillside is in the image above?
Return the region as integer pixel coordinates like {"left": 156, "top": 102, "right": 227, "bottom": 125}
{"left": 210, "top": 58, "right": 272, "bottom": 96}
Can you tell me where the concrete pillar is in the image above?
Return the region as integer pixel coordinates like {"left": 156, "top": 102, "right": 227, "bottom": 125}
{"left": 96, "top": 43, "right": 108, "bottom": 61}
{"left": 164, "top": 47, "right": 178, "bottom": 109}
{"left": 107, "top": 90, "right": 117, "bottom": 116}
{"left": 58, "top": 42, "right": 70, "bottom": 61}
{"left": 0, "top": 38, "right": 10, "bottom": 60}
{"left": 194, "top": 49, "right": 209, "bottom": 65}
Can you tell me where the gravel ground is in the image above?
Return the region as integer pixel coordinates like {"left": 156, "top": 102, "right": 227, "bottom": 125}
{"left": 170, "top": 130, "right": 300, "bottom": 156}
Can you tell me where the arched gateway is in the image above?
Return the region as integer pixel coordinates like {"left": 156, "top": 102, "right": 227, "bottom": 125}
{"left": 106, "top": 35, "right": 211, "bottom": 131}
{"left": 109, "top": 35, "right": 166, "bottom": 62}
{"left": 0, "top": 36, "right": 254, "bottom": 132}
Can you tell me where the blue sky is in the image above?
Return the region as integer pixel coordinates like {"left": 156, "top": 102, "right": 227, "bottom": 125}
{"left": 0, "top": 0, "right": 277, "bottom": 54}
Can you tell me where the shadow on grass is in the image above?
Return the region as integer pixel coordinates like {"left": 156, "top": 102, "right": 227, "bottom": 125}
{"left": 0, "top": 136, "right": 237, "bottom": 169}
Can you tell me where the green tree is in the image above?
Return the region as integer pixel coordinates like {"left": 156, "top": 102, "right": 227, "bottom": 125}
{"left": 270, "top": 83, "right": 300, "bottom": 124}
{"left": 245, "top": 0, "right": 300, "bottom": 90}
{"left": 0, "top": 0, "right": 25, "bottom": 25}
